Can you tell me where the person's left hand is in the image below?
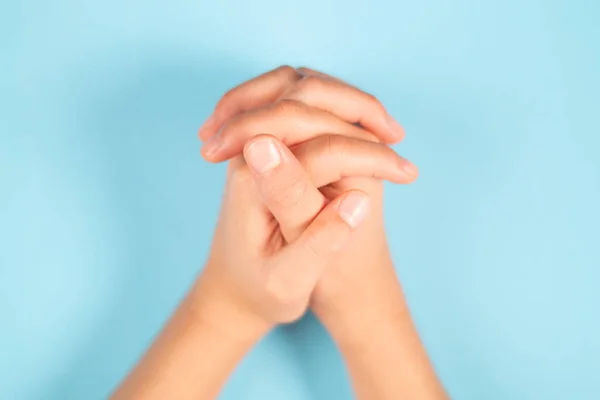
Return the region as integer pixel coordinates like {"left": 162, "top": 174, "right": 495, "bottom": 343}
{"left": 197, "top": 66, "right": 417, "bottom": 335}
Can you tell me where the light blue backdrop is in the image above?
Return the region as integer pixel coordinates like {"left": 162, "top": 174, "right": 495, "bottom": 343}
{"left": 1, "top": 1, "right": 599, "bottom": 399}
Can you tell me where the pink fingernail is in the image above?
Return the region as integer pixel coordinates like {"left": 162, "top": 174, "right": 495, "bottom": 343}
{"left": 245, "top": 137, "right": 281, "bottom": 174}
{"left": 202, "top": 134, "right": 222, "bottom": 157}
{"left": 338, "top": 192, "right": 370, "bottom": 228}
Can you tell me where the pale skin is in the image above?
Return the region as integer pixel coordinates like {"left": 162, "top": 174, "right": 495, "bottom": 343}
{"left": 112, "top": 66, "right": 448, "bottom": 400}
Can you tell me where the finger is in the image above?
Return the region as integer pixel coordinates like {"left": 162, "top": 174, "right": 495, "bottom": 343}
{"left": 198, "top": 65, "right": 302, "bottom": 141}
{"left": 264, "top": 190, "right": 370, "bottom": 306}
{"left": 295, "top": 66, "right": 346, "bottom": 84}
{"left": 292, "top": 134, "right": 419, "bottom": 186}
{"left": 279, "top": 74, "right": 404, "bottom": 143}
{"left": 243, "top": 135, "right": 327, "bottom": 242}
{"left": 198, "top": 66, "right": 404, "bottom": 144}
{"left": 201, "top": 99, "right": 378, "bottom": 162}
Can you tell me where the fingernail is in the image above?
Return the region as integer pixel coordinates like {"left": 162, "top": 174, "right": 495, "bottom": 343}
{"left": 386, "top": 114, "right": 405, "bottom": 140}
{"left": 245, "top": 138, "right": 281, "bottom": 174}
{"left": 338, "top": 192, "right": 370, "bottom": 228}
{"left": 198, "top": 115, "right": 216, "bottom": 139}
{"left": 402, "top": 161, "right": 419, "bottom": 178}
{"left": 202, "top": 134, "right": 222, "bottom": 157}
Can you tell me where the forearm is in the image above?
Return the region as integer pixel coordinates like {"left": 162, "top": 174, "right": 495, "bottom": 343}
{"left": 112, "top": 269, "right": 269, "bottom": 400}
{"left": 317, "top": 267, "right": 447, "bottom": 400}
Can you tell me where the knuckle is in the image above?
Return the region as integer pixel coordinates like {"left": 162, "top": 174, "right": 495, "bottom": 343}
{"left": 324, "top": 134, "right": 346, "bottom": 155}
{"left": 296, "top": 66, "right": 312, "bottom": 74}
{"left": 364, "top": 92, "right": 386, "bottom": 115}
{"left": 273, "top": 98, "right": 303, "bottom": 116}
{"left": 275, "top": 64, "right": 297, "bottom": 75}
{"left": 265, "top": 177, "right": 308, "bottom": 207}
{"left": 296, "top": 135, "right": 348, "bottom": 184}
{"left": 313, "top": 134, "right": 348, "bottom": 162}
{"left": 294, "top": 75, "right": 324, "bottom": 92}
{"left": 275, "top": 65, "right": 303, "bottom": 86}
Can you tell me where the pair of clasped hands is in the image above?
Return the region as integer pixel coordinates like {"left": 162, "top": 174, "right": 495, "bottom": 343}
{"left": 113, "top": 66, "right": 447, "bottom": 400}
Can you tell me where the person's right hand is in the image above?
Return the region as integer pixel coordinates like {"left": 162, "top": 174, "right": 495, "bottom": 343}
{"left": 197, "top": 66, "right": 416, "bottom": 341}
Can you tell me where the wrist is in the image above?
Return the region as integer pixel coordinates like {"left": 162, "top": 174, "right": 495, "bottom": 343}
{"left": 188, "top": 265, "right": 272, "bottom": 348}
{"left": 314, "top": 266, "right": 448, "bottom": 399}
{"left": 112, "top": 266, "right": 271, "bottom": 400}
{"left": 313, "top": 265, "right": 410, "bottom": 349}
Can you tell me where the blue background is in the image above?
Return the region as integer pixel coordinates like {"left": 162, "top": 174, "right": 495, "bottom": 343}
{"left": 2, "top": 1, "right": 599, "bottom": 399}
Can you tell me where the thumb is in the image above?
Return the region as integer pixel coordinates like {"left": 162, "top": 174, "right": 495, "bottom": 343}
{"left": 266, "top": 190, "right": 370, "bottom": 298}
